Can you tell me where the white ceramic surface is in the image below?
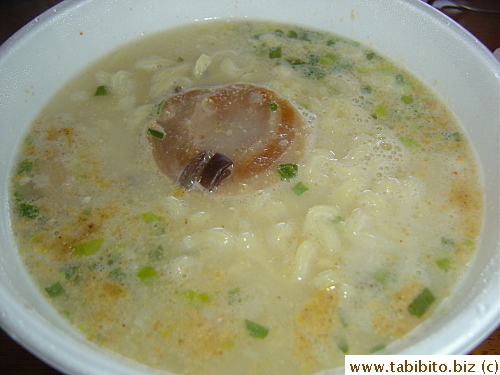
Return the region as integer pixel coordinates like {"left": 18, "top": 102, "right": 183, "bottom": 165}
{"left": 0, "top": 0, "right": 498, "bottom": 374}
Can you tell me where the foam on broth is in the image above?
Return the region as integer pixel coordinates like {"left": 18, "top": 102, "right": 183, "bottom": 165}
{"left": 9, "top": 19, "right": 483, "bottom": 375}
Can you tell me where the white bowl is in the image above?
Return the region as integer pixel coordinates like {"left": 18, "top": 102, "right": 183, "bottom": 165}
{"left": 0, "top": 0, "right": 498, "bottom": 374}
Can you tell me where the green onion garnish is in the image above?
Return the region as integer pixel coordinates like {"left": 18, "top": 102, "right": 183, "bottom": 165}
{"left": 137, "top": 266, "right": 158, "bottom": 284}
{"left": 45, "top": 282, "right": 64, "bottom": 297}
{"left": 370, "top": 344, "right": 386, "bottom": 353}
{"left": 155, "top": 100, "right": 165, "bottom": 115}
{"left": 73, "top": 238, "right": 103, "bottom": 258}
{"left": 408, "top": 287, "right": 435, "bottom": 317}
{"left": 94, "top": 85, "right": 108, "bottom": 96}
{"left": 366, "top": 52, "right": 376, "bottom": 60}
{"left": 178, "top": 290, "right": 211, "bottom": 305}
{"left": 245, "top": 319, "right": 269, "bottom": 338}
{"left": 19, "top": 203, "right": 39, "bottom": 218}
{"left": 17, "top": 160, "right": 33, "bottom": 174}
{"left": 149, "top": 245, "right": 164, "bottom": 261}
{"left": 400, "top": 137, "right": 420, "bottom": 148}
{"left": 267, "top": 102, "right": 278, "bottom": 112}
{"left": 63, "top": 266, "right": 79, "bottom": 280}
{"left": 436, "top": 257, "right": 451, "bottom": 271}
{"left": 277, "top": 163, "right": 298, "bottom": 180}
{"left": 141, "top": 211, "right": 162, "bottom": 223}
{"left": 331, "top": 216, "right": 343, "bottom": 224}
{"left": 109, "top": 268, "right": 125, "bottom": 280}
{"left": 441, "top": 236, "right": 455, "bottom": 247}
{"left": 337, "top": 339, "right": 349, "bottom": 354}
{"left": 228, "top": 288, "right": 242, "bottom": 305}
{"left": 374, "top": 105, "right": 387, "bottom": 117}
{"left": 287, "top": 58, "right": 306, "bottom": 65}
{"left": 292, "top": 182, "right": 309, "bottom": 196}
{"left": 401, "top": 95, "right": 414, "bottom": 104}
{"left": 269, "top": 46, "right": 282, "bottom": 59}
{"left": 147, "top": 128, "right": 165, "bottom": 140}
{"left": 81, "top": 207, "right": 92, "bottom": 216}
{"left": 372, "top": 269, "right": 392, "bottom": 286}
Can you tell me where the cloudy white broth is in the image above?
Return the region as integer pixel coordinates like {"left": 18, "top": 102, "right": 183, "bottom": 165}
{"left": 9, "top": 19, "right": 483, "bottom": 375}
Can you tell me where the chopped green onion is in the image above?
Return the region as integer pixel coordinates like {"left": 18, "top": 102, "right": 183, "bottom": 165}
{"left": 319, "top": 58, "right": 330, "bottom": 65}
{"left": 376, "top": 64, "right": 394, "bottom": 72}
{"left": 269, "top": 46, "right": 282, "bottom": 59}
{"left": 371, "top": 344, "right": 386, "bottom": 353}
{"left": 436, "top": 257, "right": 451, "bottom": 271}
{"left": 395, "top": 74, "right": 406, "bottom": 84}
{"left": 337, "top": 310, "right": 349, "bottom": 327}
{"left": 19, "top": 203, "right": 39, "bottom": 219}
{"left": 45, "top": 282, "right": 64, "bottom": 297}
{"left": 245, "top": 319, "right": 269, "bottom": 338}
{"left": 360, "top": 86, "right": 372, "bottom": 94}
{"left": 297, "top": 32, "right": 311, "bottom": 41}
{"left": 287, "top": 30, "right": 298, "bottom": 38}
{"left": 337, "top": 338, "right": 349, "bottom": 354}
{"left": 320, "top": 52, "right": 340, "bottom": 65}
{"left": 325, "top": 52, "right": 340, "bottom": 61}
{"left": 73, "top": 238, "right": 103, "bottom": 258}
{"left": 304, "top": 66, "right": 326, "bottom": 80}
{"left": 292, "top": 182, "right": 309, "bottom": 196}
{"left": 177, "top": 290, "right": 211, "bottom": 305}
{"left": 308, "top": 55, "right": 320, "bottom": 65}
{"left": 94, "top": 85, "right": 108, "bottom": 96}
{"left": 441, "top": 236, "right": 455, "bottom": 248}
{"left": 228, "top": 288, "right": 242, "bottom": 305}
{"left": 141, "top": 211, "right": 162, "bottom": 223}
{"left": 374, "top": 105, "right": 387, "bottom": 117}
{"left": 267, "top": 102, "right": 278, "bottom": 112}
{"left": 63, "top": 266, "right": 79, "bottom": 280}
{"left": 154, "top": 226, "right": 166, "bottom": 236}
{"left": 277, "top": 163, "right": 298, "bottom": 180}
{"left": 147, "top": 128, "right": 165, "bottom": 140}
{"left": 23, "top": 134, "right": 34, "bottom": 146}
{"left": 366, "top": 52, "right": 376, "bottom": 60}
{"left": 155, "top": 100, "right": 165, "bottom": 114}
{"left": 81, "top": 207, "right": 92, "bottom": 216}
{"left": 356, "top": 67, "right": 370, "bottom": 74}
{"left": 408, "top": 287, "right": 435, "bottom": 317}
{"left": 286, "top": 58, "right": 306, "bottom": 65}
{"left": 109, "top": 268, "right": 125, "bottom": 280}
{"left": 149, "top": 245, "right": 164, "bottom": 261}
{"left": 451, "top": 132, "right": 462, "bottom": 141}
{"left": 137, "top": 266, "right": 158, "bottom": 284}
{"left": 400, "top": 137, "right": 420, "bottom": 148}
{"left": 331, "top": 216, "right": 343, "bottom": 224}
{"left": 177, "top": 57, "right": 184, "bottom": 62}
{"left": 463, "top": 239, "right": 475, "bottom": 247}
{"left": 401, "top": 95, "right": 414, "bottom": 104}
{"left": 372, "top": 269, "right": 392, "bottom": 286}
{"left": 17, "top": 160, "right": 33, "bottom": 174}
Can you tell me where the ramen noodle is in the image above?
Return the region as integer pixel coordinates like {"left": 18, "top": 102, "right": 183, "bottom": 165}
{"left": 10, "top": 20, "right": 483, "bottom": 375}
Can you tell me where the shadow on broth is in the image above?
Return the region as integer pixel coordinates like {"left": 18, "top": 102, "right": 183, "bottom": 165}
{"left": 5, "top": 17, "right": 487, "bottom": 375}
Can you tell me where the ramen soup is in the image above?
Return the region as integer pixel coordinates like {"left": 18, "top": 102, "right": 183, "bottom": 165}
{"left": 9, "top": 20, "right": 483, "bottom": 375}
